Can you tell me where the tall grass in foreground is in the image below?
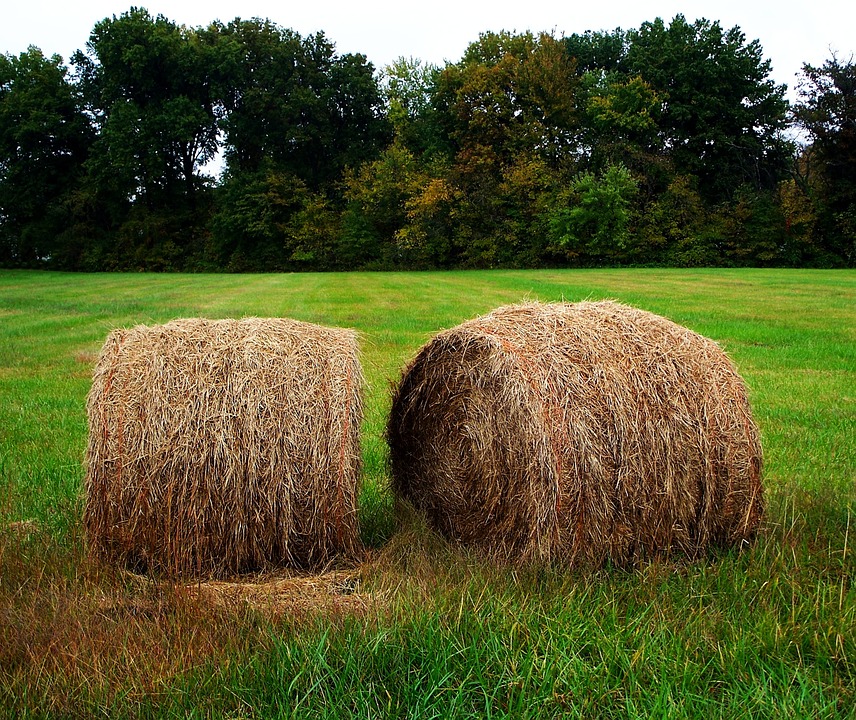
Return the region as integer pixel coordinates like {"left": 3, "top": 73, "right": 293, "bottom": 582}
{"left": 0, "top": 268, "right": 853, "bottom": 718}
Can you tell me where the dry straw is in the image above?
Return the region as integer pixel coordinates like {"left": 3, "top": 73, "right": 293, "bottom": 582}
{"left": 85, "top": 317, "right": 363, "bottom": 578}
{"left": 387, "top": 301, "right": 763, "bottom": 566}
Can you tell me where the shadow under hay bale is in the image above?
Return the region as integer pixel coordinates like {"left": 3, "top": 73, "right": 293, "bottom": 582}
{"left": 387, "top": 301, "right": 763, "bottom": 566}
{"left": 85, "top": 317, "right": 363, "bottom": 579}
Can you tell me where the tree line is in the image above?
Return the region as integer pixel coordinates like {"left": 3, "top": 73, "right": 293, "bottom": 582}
{"left": 1, "top": 8, "right": 853, "bottom": 270}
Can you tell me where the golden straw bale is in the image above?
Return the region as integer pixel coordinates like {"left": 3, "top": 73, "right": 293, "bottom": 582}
{"left": 85, "top": 317, "right": 363, "bottom": 578}
{"left": 387, "top": 301, "right": 763, "bottom": 565}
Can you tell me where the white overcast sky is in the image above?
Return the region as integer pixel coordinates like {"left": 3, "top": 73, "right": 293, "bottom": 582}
{"left": 2, "top": 0, "right": 854, "bottom": 100}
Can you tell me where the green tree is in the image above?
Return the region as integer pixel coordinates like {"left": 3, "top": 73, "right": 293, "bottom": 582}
{"left": 637, "top": 174, "right": 713, "bottom": 265}
{"left": 777, "top": 171, "right": 819, "bottom": 265}
{"left": 791, "top": 55, "right": 856, "bottom": 265}
{"left": 213, "top": 19, "right": 387, "bottom": 190}
{"left": 211, "top": 168, "right": 344, "bottom": 273}
{"left": 72, "top": 8, "right": 221, "bottom": 267}
{"left": 549, "top": 163, "right": 638, "bottom": 263}
{"left": 579, "top": 71, "right": 663, "bottom": 174}
{"left": 494, "top": 153, "right": 557, "bottom": 266}
{"left": 625, "top": 15, "right": 791, "bottom": 202}
{"left": 209, "top": 19, "right": 388, "bottom": 269}
{"left": 425, "top": 32, "right": 579, "bottom": 265}
{"left": 398, "top": 173, "right": 459, "bottom": 267}
{"left": 717, "top": 186, "right": 787, "bottom": 265}
{"left": 75, "top": 10, "right": 220, "bottom": 201}
{"left": 383, "top": 57, "right": 446, "bottom": 157}
{"left": 437, "top": 32, "right": 579, "bottom": 166}
{"left": 0, "top": 48, "right": 92, "bottom": 267}
{"left": 341, "top": 142, "right": 422, "bottom": 267}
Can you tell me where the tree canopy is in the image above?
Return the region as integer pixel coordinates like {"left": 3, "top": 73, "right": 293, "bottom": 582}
{"left": 0, "top": 10, "right": 852, "bottom": 270}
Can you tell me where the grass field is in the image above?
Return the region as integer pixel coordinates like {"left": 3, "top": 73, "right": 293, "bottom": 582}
{"left": 0, "top": 268, "right": 854, "bottom": 718}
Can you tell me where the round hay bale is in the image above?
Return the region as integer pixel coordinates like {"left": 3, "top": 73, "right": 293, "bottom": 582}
{"left": 84, "top": 317, "right": 363, "bottom": 578}
{"left": 387, "top": 301, "right": 763, "bottom": 565}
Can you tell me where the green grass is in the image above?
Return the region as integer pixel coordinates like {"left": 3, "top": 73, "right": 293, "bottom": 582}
{"left": 1, "top": 268, "right": 854, "bottom": 718}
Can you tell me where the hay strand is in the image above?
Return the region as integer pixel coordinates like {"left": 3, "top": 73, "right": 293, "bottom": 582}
{"left": 387, "top": 301, "right": 763, "bottom": 566}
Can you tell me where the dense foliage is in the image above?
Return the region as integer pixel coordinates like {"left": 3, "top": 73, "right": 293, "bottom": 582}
{"left": 0, "top": 10, "right": 853, "bottom": 269}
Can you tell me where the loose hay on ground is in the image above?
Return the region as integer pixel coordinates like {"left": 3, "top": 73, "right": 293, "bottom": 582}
{"left": 387, "top": 300, "right": 763, "bottom": 566}
{"left": 85, "top": 317, "right": 363, "bottom": 579}
{"left": 186, "top": 569, "right": 375, "bottom": 618}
